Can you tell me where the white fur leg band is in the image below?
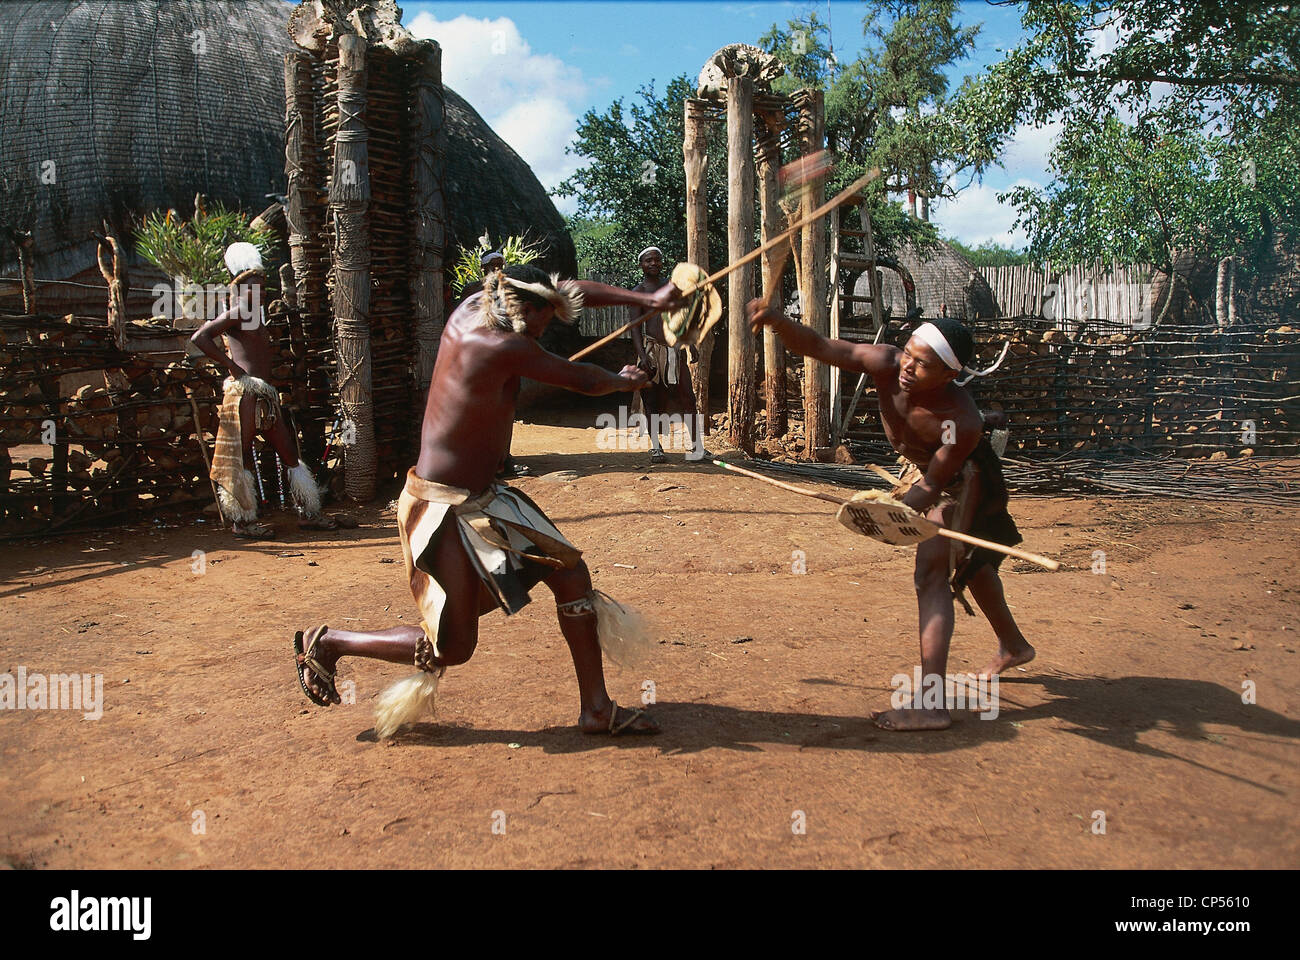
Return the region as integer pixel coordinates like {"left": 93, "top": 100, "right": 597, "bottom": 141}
{"left": 559, "top": 590, "right": 655, "bottom": 669}
{"left": 373, "top": 671, "right": 440, "bottom": 740}
{"left": 288, "top": 462, "right": 323, "bottom": 518}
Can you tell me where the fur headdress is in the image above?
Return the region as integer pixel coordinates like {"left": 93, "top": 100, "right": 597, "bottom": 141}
{"left": 480, "top": 264, "right": 584, "bottom": 333}
{"left": 224, "top": 242, "right": 264, "bottom": 277}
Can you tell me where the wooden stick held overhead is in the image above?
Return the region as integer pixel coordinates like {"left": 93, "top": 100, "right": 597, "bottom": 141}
{"left": 568, "top": 167, "right": 882, "bottom": 362}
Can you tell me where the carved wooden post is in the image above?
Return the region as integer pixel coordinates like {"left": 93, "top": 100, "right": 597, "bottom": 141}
{"left": 331, "top": 34, "right": 375, "bottom": 501}
{"left": 797, "top": 90, "right": 828, "bottom": 460}
{"left": 726, "top": 76, "right": 756, "bottom": 455}
{"left": 96, "top": 235, "right": 137, "bottom": 510}
{"left": 284, "top": 51, "right": 326, "bottom": 466}
{"left": 755, "top": 112, "right": 785, "bottom": 439}
{"left": 683, "top": 98, "right": 712, "bottom": 432}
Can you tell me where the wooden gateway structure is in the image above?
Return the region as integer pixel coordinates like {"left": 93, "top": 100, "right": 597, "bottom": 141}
{"left": 684, "top": 45, "right": 834, "bottom": 459}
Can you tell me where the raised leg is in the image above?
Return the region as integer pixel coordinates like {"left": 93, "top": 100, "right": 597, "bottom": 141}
{"left": 295, "top": 512, "right": 482, "bottom": 702}
{"left": 966, "top": 564, "right": 1035, "bottom": 678}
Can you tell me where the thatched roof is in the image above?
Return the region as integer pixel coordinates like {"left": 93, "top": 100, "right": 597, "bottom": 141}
{"left": 442, "top": 87, "right": 575, "bottom": 272}
{"left": 0, "top": 0, "right": 574, "bottom": 282}
{"left": 855, "top": 238, "right": 995, "bottom": 321}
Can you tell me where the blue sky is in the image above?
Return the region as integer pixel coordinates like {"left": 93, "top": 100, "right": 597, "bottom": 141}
{"left": 404, "top": 1, "right": 1057, "bottom": 247}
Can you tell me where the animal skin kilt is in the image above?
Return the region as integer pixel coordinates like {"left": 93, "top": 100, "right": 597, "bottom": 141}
{"left": 396, "top": 469, "right": 583, "bottom": 650}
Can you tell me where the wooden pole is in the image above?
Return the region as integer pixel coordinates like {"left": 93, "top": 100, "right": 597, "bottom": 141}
{"left": 568, "top": 167, "right": 881, "bottom": 363}
{"left": 726, "top": 76, "right": 757, "bottom": 455}
{"left": 755, "top": 111, "right": 785, "bottom": 440}
{"left": 331, "top": 34, "right": 375, "bottom": 501}
{"left": 797, "top": 90, "right": 828, "bottom": 460}
{"left": 409, "top": 40, "right": 447, "bottom": 444}
{"left": 95, "top": 234, "right": 136, "bottom": 511}
{"left": 683, "top": 99, "right": 712, "bottom": 433}
{"left": 284, "top": 51, "right": 326, "bottom": 467}
{"left": 828, "top": 208, "right": 841, "bottom": 441}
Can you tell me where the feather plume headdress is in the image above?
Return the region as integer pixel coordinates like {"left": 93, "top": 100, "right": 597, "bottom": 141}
{"left": 480, "top": 267, "right": 584, "bottom": 333}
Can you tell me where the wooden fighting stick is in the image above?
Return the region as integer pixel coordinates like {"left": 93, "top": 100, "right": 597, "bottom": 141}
{"left": 568, "top": 166, "right": 882, "bottom": 362}
{"left": 713, "top": 458, "right": 1061, "bottom": 571}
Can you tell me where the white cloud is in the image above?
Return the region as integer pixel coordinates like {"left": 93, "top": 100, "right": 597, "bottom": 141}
{"left": 406, "top": 12, "right": 587, "bottom": 207}
{"left": 494, "top": 98, "right": 582, "bottom": 195}
{"left": 931, "top": 178, "right": 1041, "bottom": 249}
{"left": 1001, "top": 120, "right": 1061, "bottom": 175}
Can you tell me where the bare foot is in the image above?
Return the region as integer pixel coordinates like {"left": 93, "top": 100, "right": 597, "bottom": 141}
{"left": 294, "top": 625, "right": 341, "bottom": 705}
{"left": 969, "top": 643, "right": 1036, "bottom": 680}
{"left": 580, "top": 700, "right": 660, "bottom": 736}
{"left": 870, "top": 707, "right": 952, "bottom": 731}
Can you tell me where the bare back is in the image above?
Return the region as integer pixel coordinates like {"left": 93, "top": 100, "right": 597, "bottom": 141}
{"left": 415, "top": 293, "right": 524, "bottom": 490}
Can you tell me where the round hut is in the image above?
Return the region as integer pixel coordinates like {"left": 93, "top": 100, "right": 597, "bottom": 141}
{"left": 854, "top": 238, "right": 996, "bottom": 322}
{"left": 0, "top": 0, "right": 574, "bottom": 315}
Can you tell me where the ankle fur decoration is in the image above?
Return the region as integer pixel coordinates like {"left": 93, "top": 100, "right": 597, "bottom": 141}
{"left": 287, "top": 462, "right": 323, "bottom": 518}
{"left": 558, "top": 590, "right": 654, "bottom": 669}
{"left": 216, "top": 476, "right": 258, "bottom": 524}
{"left": 373, "top": 671, "right": 440, "bottom": 740}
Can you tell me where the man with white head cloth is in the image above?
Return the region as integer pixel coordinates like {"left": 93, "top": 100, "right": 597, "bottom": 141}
{"left": 629, "top": 246, "right": 702, "bottom": 463}
{"left": 189, "top": 243, "right": 337, "bottom": 537}
{"left": 749, "top": 302, "right": 1031, "bottom": 732}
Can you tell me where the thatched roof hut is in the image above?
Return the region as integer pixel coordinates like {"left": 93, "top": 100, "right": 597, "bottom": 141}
{"left": 0, "top": 0, "right": 573, "bottom": 309}
{"left": 854, "top": 238, "right": 996, "bottom": 322}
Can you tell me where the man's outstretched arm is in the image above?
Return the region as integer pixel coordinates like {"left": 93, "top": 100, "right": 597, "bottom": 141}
{"left": 576, "top": 279, "right": 684, "bottom": 314}
{"left": 502, "top": 335, "right": 648, "bottom": 396}
{"left": 747, "top": 298, "right": 897, "bottom": 376}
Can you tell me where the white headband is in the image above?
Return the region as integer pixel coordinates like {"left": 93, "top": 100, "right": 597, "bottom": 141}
{"left": 911, "top": 321, "right": 1011, "bottom": 386}
{"left": 638, "top": 246, "right": 663, "bottom": 262}
{"left": 912, "top": 322, "right": 962, "bottom": 370}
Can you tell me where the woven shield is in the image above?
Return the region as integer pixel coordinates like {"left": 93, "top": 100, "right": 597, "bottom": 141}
{"left": 663, "top": 262, "right": 723, "bottom": 348}
{"left": 835, "top": 491, "right": 939, "bottom": 545}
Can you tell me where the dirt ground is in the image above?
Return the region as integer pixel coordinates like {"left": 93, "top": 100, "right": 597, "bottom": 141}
{"left": 1, "top": 420, "right": 1297, "bottom": 869}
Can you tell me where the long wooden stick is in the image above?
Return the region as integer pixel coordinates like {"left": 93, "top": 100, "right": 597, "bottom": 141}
{"left": 186, "top": 389, "right": 225, "bottom": 529}
{"left": 569, "top": 168, "right": 881, "bottom": 362}
{"left": 713, "top": 459, "right": 1060, "bottom": 571}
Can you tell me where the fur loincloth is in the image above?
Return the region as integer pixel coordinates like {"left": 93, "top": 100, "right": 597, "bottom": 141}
{"left": 210, "top": 375, "right": 281, "bottom": 522}
{"left": 644, "top": 337, "right": 683, "bottom": 387}
{"left": 397, "top": 469, "right": 583, "bottom": 649}
{"left": 376, "top": 469, "right": 654, "bottom": 739}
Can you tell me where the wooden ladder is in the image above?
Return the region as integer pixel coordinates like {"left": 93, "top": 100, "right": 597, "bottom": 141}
{"left": 829, "top": 197, "right": 885, "bottom": 448}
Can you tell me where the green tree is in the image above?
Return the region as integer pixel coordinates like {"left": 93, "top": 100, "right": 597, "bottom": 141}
{"left": 948, "top": 1, "right": 1300, "bottom": 273}
{"left": 555, "top": 77, "right": 730, "bottom": 286}
{"left": 759, "top": 2, "right": 993, "bottom": 257}
{"left": 945, "top": 236, "right": 1035, "bottom": 267}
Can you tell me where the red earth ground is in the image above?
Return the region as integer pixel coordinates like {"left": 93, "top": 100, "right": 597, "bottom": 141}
{"left": 1, "top": 421, "right": 1297, "bottom": 868}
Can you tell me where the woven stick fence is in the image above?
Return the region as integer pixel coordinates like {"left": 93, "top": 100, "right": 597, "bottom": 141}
{"left": 0, "top": 308, "right": 225, "bottom": 536}
{"left": 839, "top": 315, "right": 1300, "bottom": 460}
